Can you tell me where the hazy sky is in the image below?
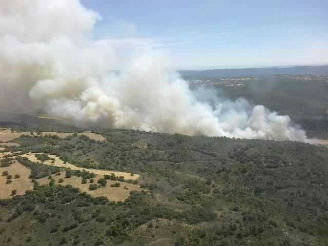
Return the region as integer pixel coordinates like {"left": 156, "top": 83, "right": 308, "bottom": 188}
{"left": 81, "top": 0, "right": 328, "bottom": 69}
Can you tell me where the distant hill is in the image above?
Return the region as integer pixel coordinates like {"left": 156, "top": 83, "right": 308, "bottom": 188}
{"left": 180, "top": 65, "right": 328, "bottom": 78}
{"left": 0, "top": 111, "right": 76, "bottom": 131}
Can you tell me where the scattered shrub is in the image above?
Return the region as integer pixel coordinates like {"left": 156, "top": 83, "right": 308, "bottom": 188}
{"left": 110, "top": 182, "right": 120, "bottom": 188}
{"left": 97, "top": 178, "right": 107, "bottom": 187}
{"left": 89, "top": 184, "right": 98, "bottom": 190}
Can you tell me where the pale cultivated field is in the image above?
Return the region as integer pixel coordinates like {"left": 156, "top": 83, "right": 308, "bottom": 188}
{"left": 0, "top": 161, "right": 33, "bottom": 199}
{"left": 38, "top": 171, "right": 143, "bottom": 202}
{"left": 21, "top": 152, "right": 139, "bottom": 180}
{"left": 0, "top": 128, "right": 106, "bottom": 142}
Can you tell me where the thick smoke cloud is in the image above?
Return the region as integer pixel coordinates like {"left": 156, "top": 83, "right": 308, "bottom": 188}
{"left": 0, "top": 0, "right": 306, "bottom": 141}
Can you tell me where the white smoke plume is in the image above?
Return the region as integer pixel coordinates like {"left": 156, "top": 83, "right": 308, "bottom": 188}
{"left": 0, "top": 0, "right": 306, "bottom": 141}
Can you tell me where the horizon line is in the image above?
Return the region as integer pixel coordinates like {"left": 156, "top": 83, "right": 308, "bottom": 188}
{"left": 176, "top": 63, "right": 328, "bottom": 71}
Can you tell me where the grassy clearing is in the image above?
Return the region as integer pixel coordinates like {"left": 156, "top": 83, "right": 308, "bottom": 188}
{"left": 38, "top": 171, "right": 143, "bottom": 202}
{"left": 0, "top": 128, "right": 27, "bottom": 142}
{"left": 0, "top": 161, "right": 33, "bottom": 199}
{"left": 78, "top": 131, "right": 107, "bottom": 142}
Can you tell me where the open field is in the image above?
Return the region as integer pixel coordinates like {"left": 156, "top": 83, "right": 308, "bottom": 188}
{"left": 0, "top": 161, "right": 33, "bottom": 199}
{"left": 21, "top": 152, "right": 139, "bottom": 180}
{"left": 0, "top": 128, "right": 27, "bottom": 142}
{"left": 38, "top": 171, "right": 143, "bottom": 202}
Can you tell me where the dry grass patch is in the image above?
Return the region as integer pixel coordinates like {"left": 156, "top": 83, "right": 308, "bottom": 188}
{"left": 0, "top": 128, "right": 27, "bottom": 142}
{"left": 21, "top": 152, "right": 139, "bottom": 180}
{"left": 0, "top": 161, "right": 33, "bottom": 199}
{"left": 38, "top": 172, "right": 143, "bottom": 202}
{"left": 78, "top": 131, "right": 106, "bottom": 142}
{"left": 40, "top": 132, "right": 72, "bottom": 138}
{"left": 132, "top": 139, "right": 148, "bottom": 149}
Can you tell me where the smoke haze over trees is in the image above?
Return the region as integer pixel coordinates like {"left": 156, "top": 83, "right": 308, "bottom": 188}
{"left": 0, "top": 0, "right": 306, "bottom": 141}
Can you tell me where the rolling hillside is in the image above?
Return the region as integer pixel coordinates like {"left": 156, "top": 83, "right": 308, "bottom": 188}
{"left": 0, "top": 123, "right": 327, "bottom": 246}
